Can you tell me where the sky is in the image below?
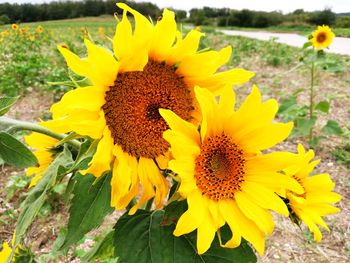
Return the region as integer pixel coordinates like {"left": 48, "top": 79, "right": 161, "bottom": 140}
{"left": 0, "top": 0, "right": 349, "bottom": 14}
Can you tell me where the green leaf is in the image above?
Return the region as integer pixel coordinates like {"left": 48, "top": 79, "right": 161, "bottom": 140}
{"left": 162, "top": 200, "right": 187, "bottom": 226}
{"left": 0, "top": 132, "right": 37, "bottom": 168}
{"left": 321, "top": 120, "right": 343, "bottom": 136}
{"left": 9, "top": 148, "right": 72, "bottom": 263}
{"left": 315, "top": 101, "right": 330, "bottom": 113}
{"left": 0, "top": 96, "right": 19, "bottom": 116}
{"left": 302, "top": 41, "right": 312, "bottom": 49}
{"left": 295, "top": 117, "right": 316, "bottom": 137}
{"left": 114, "top": 210, "right": 256, "bottom": 263}
{"left": 83, "top": 231, "right": 116, "bottom": 262}
{"left": 60, "top": 173, "right": 114, "bottom": 250}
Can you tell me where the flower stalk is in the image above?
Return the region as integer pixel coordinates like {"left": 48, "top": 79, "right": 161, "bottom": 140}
{"left": 0, "top": 116, "right": 81, "bottom": 149}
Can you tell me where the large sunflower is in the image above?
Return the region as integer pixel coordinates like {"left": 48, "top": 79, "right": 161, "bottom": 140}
{"left": 43, "top": 3, "right": 254, "bottom": 214}
{"left": 310, "top": 25, "right": 335, "bottom": 49}
{"left": 283, "top": 144, "right": 341, "bottom": 242}
{"left": 160, "top": 86, "right": 304, "bottom": 255}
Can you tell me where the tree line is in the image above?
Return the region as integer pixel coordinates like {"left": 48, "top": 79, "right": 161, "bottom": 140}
{"left": 1, "top": 1, "right": 349, "bottom": 28}
{"left": 0, "top": 0, "right": 167, "bottom": 24}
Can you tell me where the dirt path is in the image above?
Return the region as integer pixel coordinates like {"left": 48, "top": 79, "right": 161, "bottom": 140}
{"left": 219, "top": 29, "right": 350, "bottom": 55}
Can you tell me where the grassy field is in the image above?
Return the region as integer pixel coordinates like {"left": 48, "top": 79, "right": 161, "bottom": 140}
{"left": 0, "top": 17, "right": 349, "bottom": 262}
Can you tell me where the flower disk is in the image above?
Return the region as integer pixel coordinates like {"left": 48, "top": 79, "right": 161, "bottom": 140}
{"left": 195, "top": 132, "right": 245, "bottom": 200}
{"left": 103, "top": 60, "right": 193, "bottom": 159}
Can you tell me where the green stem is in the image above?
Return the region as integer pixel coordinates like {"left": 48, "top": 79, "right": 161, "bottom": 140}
{"left": 309, "top": 60, "right": 315, "bottom": 141}
{"left": 0, "top": 116, "right": 81, "bottom": 149}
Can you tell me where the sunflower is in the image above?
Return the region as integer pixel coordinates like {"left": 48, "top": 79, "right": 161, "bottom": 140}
{"left": 160, "top": 85, "right": 304, "bottom": 255}
{"left": 283, "top": 144, "right": 341, "bottom": 242}
{"left": 37, "top": 25, "right": 43, "bottom": 33}
{"left": 310, "top": 25, "right": 335, "bottom": 49}
{"left": 0, "top": 242, "right": 11, "bottom": 263}
{"left": 11, "top": 24, "right": 18, "bottom": 31}
{"left": 24, "top": 132, "right": 59, "bottom": 188}
{"left": 42, "top": 3, "right": 254, "bottom": 214}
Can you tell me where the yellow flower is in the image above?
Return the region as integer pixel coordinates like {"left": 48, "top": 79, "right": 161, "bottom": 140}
{"left": 160, "top": 86, "right": 303, "bottom": 255}
{"left": 310, "top": 25, "right": 335, "bottom": 49}
{"left": 42, "top": 3, "right": 254, "bottom": 214}
{"left": 24, "top": 132, "right": 59, "bottom": 188}
{"left": 283, "top": 144, "right": 341, "bottom": 242}
{"left": 37, "top": 25, "right": 43, "bottom": 33}
{"left": 98, "top": 26, "right": 105, "bottom": 39}
{"left": 11, "top": 24, "right": 18, "bottom": 31}
{"left": 0, "top": 242, "right": 11, "bottom": 263}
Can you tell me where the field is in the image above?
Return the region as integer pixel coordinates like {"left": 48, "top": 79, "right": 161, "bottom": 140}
{"left": 0, "top": 16, "right": 349, "bottom": 262}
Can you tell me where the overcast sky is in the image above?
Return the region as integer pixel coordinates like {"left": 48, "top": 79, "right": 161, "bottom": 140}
{"left": 0, "top": 0, "right": 349, "bottom": 13}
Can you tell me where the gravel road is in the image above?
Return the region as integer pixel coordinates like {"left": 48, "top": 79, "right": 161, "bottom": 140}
{"left": 219, "top": 29, "right": 350, "bottom": 55}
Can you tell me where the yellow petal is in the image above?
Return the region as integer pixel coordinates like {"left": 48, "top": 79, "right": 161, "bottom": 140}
{"left": 166, "top": 30, "right": 204, "bottom": 65}
{"left": 242, "top": 181, "right": 289, "bottom": 216}
{"left": 177, "top": 46, "right": 232, "bottom": 78}
{"left": 57, "top": 44, "right": 89, "bottom": 76}
{"left": 149, "top": 8, "right": 177, "bottom": 61}
{"left": 84, "top": 38, "right": 119, "bottom": 87}
{"left": 220, "top": 199, "right": 265, "bottom": 255}
{"left": 186, "top": 68, "right": 254, "bottom": 94}
{"left": 50, "top": 86, "right": 106, "bottom": 119}
{"left": 174, "top": 190, "right": 206, "bottom": 236}
{"left": 235, "top": 191, "right": 274, "bottom": 235}
{"left": 196, "top": 209, "right": 217, "bottom": 254}
{"left": 160, "top": 109, "right": 200, "bottom": 145}
{"left": 80, "top": 128, "right": 114, "bottom": 177}
{"left": 194, "top": 86, "right": 218, "bottom": 140}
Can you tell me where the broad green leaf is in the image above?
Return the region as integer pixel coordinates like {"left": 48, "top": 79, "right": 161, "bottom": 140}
{"left": 321, "top": 120, "right": 343, "bottom": 136}
{"left": 0, "top": 156, "right": 4, "bottom": 166}
{"left": 162, "top": 200, "right": 187, "bottom": 226}
{"left": 60, "top": 173, "right": 113, "bottom": 250}
{"left": 114, "top": 210, "right": 256, "bottom": 263}
{"left": 0, "top": 132, "right": 37, "bottom": 168}
{"left": 0, "top": 96, "right": 19, "bottom": 116}
{"left": 295, "top": 117, "right": 316, "bottom": 137}
{"left": 302, "top": 41, "right": 312, "bottom": 49}
{"left": 8, "top": 147, "right": 72, "bottom": 263}
{"left": 315, "top": 101, "right": 330, "bottom": 113}
{"left": 84, "top": 231, "right": 116, "bottom": 262}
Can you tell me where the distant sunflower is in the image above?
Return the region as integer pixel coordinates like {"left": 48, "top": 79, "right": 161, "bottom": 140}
{"left": 37, "top": 25, "right": 43, "bottom": 33}
{"left": 24, "top": 132, "right": 59, "bottom": 188}
{"left": 310, "top": 25, "right": 335, "bottom": 49}
{"left": 11, "top": 24, "right": 18, "bottom": 31}
{"left": 0, "top": 242, "right": 11, "bottom": 263}
{"left": 43, "top": 3, "right": 254, "bottom": 214}
{"left": 160, "top": 86, "right": 303, "bottom": 255}
{"left": 283, "top": 144, "right": 341, "bottom": 242}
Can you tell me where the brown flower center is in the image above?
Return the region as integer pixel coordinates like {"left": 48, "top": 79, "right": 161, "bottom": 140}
{"left": 195, "top": 132, "right": 245, "bottom": 201}
{"left": 316, "top": 32, "right": 327, "bottom": 43}
{"left": 103, "top": 60, "right": 193, "bottom": 159}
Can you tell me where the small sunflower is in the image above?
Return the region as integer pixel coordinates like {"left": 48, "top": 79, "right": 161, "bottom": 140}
{"left": 310, "top": 25, "right": 335, "bottom": 49}
{"left": 37, "top": 25, "right": 43, "bottom": 33}
{"left": 283, "top": 144, "right": 341, "bottom": 242}
{"left": 160, "top": 86, "right": 304, "bottom": 255}
{"left": 43, "top": 3, "right": 254, "bottom": 214}
{"left": 0, "top": 242, "right": 11, "bottom": 263}
{"left": 24, "top": 132, "right": 59, "bottom": 188}
{"left": 11, "top": 24, "right": 18, "bottom": 31}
